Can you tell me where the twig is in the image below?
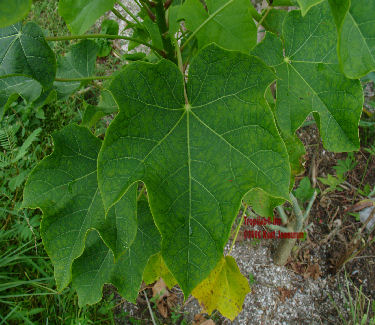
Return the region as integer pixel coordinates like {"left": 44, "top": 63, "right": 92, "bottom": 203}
{"left": 228, "top": 202, "right": 248, "bottom": 255}
{"left": 144, "top": 291, "right": 157, "bottom": 325}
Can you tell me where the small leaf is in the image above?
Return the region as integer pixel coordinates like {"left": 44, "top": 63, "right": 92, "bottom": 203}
{"left": 82, "top": 89, "right": 118, "bottom": 127}
{"left": 143, "top": 252, "right": 177, "bottom": 289}
{"left": 58, "top": 0, "right": 116, "bottom": 35}
{"left": 192, "top": 256, "right": 250, "bottom": 321}
{"left": 54, "top": 40, "right": 99, "bottom": 99}
{"left": 0, "top": 22, "right": 56, "bottom": 87}
{"left": 96, "top": 20, "right": 119, "bottom": 58}
{"left": 293, "top": 177, "right": 315, "bottom": 203}
{"left": 296, "top": 0, "right": 324, "bottom": 16}
{"left": 244, "top": 189, "right": 284, "bottom": 218}
{"left": 262, "top": 9, "right": 288, "bottom": 36}
{"left": 31, "top": 88, "right": 57, "bottom": 110}
{"left": 101, "top": 19, "right": 119, "bottom": 35}
{"left": 0, "top": 77, "right": 42, "bottom": 119}
{"left": 0, "top": 0, "right": 32, "bottom": 27}
{"left": 180, "top": 0, "right": 257, "bottom": 52}
{"left": 329, "top": 0, "right": 375, "bottom": 78}
{"left": 98, "top": 44, "right": 290, "bottom": 296}
{"left": 81, "top": 104, "right": 116, "bottom": 127}
{"left": 143, "top": 16, "right": 164, "bottom": 50}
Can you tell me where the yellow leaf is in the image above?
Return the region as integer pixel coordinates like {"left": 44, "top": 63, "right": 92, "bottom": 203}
{"left": 143, "top": 252, "right": 177, "bottom": 289}
{"left": 192, "top": 256, "right": 250, "bottom": 321}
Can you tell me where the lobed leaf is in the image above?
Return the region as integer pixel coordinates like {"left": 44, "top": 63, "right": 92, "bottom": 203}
{"left": 98, "top": 44, "right": 290, "bottom": 296}
{"left": 72, "top": 199, "right": 161, "bottom": 306}
{"left": 329, "top": 0, "right": 375, "bottom": 79}
{"left": 22, "top": 124, "right": 137, "bottom": 290}
{"left": 0, "top": 77, "right": 42, "bottom": 119}
{"left": 192, "top": 256, "right": 250, "bottom": 321}
{"left": 54, "top": 40, "right": 99, "bottom": 99}
{"left": 253, "top": 4, "right": 363, "bottom": 153}
{"left": 58, "top": 0, "right": 116, "bottom": 35}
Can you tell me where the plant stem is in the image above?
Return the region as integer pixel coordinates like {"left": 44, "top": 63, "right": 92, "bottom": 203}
{"left": 143, "top": 291, "right": 157, "bottom": 325}
{"left": 290, "top": 192, "right": 304, "bottom": 231}
{"left": 228, "top": 202, "right": 248, "bottom": 255}
{"left": 256, "top": 6, "right": 272, "bottom": 29}
{"left": 117, "top": 0, "right": 142, "bottom": 25}
{"left": 0, "top": 73, "right": 28, "bottom": 79}
{"left": 303, "top": 191, "right": 317, "bottom": 220}
{"left": 54, "top": 76, "right": 112, "bottom": 82}
{"left": 45, "top": 34, "right": 164, "bottom": 55}
{"left": 140, "top": 0, "right": 156, "bottom": 22}
{"left": 111, "top": 8, "right": 132, "bottom": 25}
{"left": 174, "top": 38, "right": 189, "bottom": 104}
{"left": 180, "top": 0, "right": 234, "bottom": 52}
{"left": 154, "top": 0, "right": 176, "bottom": 62}
{"left": 137, "top": 184, "right": 146, "bottom": 201}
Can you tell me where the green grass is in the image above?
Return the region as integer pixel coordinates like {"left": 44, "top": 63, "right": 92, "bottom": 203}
{"left": 0, "top": 1, "right": 121, "bottom": 323}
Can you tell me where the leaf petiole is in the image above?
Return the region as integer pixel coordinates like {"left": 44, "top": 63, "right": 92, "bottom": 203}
{"left": 54, "top": 76, "right": 112, "bottom": 82}
{"left": 180, "top": 0, "right": 235, "bottom": 52}
{"left": 45, "top": 34, "right": 164, "bottom": 56}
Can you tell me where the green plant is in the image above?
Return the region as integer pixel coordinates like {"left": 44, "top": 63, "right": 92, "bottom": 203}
{"left": 1, "top": 0, "right": 374, "bottom": 320}
{"left": 330, "top": 272, "right": 375, "bottom": 325}
{"left": 319, "top": 153, "right": 357, "bottom": 194}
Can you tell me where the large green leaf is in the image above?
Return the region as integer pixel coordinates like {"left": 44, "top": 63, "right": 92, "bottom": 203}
{"left": 296, "top": 0, "right": 324, "bottom": 16}
{"left": 179, "top": 0, "right": 257, "bottom": 52}
{"left": 58, "top": 0, "right": 116, "bottom": 35}
{"left": 72, "top": 199, "right": 161, "bottom": 306}
{"left": 255, "top": 4, "right": 362, "bottom": 153}
{"left": 22, "top": 124, "right": 137, "bottom": 290}
{"left": 0, "top": 0, "right": 32, "bottom": 27}
{"left": 329, "top": 0, "right": 375, "bottom": 79}
{"left": 98, "top": 44, "right": 290, "bottom": 296}
{"left": 0, "top": 22, "right": 56, "bottom": 87}
{"left": 54, "top": 40, "right": 99, "bottom": 99}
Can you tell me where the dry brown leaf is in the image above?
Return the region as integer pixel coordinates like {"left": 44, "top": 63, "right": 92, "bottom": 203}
{"left": 152, "top": 278, "right": 169, "bottom": 300}
{"left": 152, "top": 278, "right": 171, "bottom": 318}
{"left": 346, "top": 199, "right": 374, "bottom": 212}
{"left": 201, "top": 320, "right": 215, "bottom": 325}
{"left": 304, "top": 263, "right": 321, "bottom": 280}
{"left": 277, "top": 287, "right": 296, "bottom": 302}
{"left": 193, "top": 313, "right": 208, "bottom": 325}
